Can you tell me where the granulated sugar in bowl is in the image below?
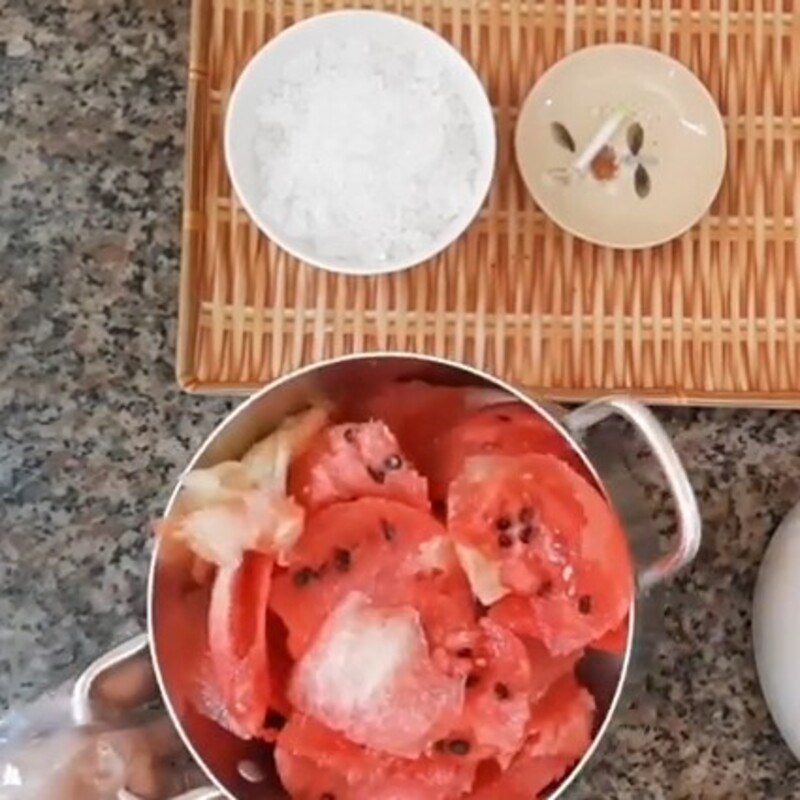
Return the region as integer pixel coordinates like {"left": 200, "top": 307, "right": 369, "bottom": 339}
{"left": 225, "top": 11, "right": 496, "bottom": 275}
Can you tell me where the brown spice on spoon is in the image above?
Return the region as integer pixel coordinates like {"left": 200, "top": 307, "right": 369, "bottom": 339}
{"left": 590, "top": 145, "right": 618, "bottom": 181}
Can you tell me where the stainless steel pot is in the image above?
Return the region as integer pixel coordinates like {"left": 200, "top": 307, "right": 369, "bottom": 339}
{"left": 73, "top": 353, "right": 702, "bottom": 800}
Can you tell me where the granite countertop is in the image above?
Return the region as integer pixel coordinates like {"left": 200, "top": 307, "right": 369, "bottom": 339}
{"left": 2, "top": 2, "right": 800, "bottom": 797}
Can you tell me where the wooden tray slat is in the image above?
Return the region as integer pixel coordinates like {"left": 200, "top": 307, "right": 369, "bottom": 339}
{"left": 178, "top": 0, "right": 800, "bottom": 406}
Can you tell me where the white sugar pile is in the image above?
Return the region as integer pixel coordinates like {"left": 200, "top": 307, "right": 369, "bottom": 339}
{"left": 289, "top": 592, "right": 464, "bottom": 757}
{"left": 255, "top": 36, "right": 481, "bottom": 268}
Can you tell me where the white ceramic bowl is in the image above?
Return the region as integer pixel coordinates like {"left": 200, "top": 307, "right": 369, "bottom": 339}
{"left": 753, "top": 501, "right": 800, "bottom": 762}
{"left": 225, "top": 10, "right": 496, "bottom": 276}
{"left": 515, "top": 44, "right": 726, "bottom": 249}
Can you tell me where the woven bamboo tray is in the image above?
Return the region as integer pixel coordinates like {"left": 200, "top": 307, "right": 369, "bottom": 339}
{"left": 178, "top": 0, "right": 800, "bottom": 406}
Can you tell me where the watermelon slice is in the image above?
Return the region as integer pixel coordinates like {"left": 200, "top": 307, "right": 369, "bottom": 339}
{"left": 289, "top": 421, "right": 429, "bottom": 512}
{"left": 276, "top": 714, "right": 477, "bottom": 800}
{"left": 265, "top": 609, "right": 294, "bottom": 720}
{"left": 351, "top": 381, "right": 508, "bottom": 490}
{"left": 526, "top": 674, "right": 595, "bottom": 759}
{"left": 467, "top": 755, "right": 575, "bottom": 800}
{"left": 443, "top": 619, "right": 532, "bottom": 767}
{"left": 449, "top": 454, "right": 633, "bottom": 655}
{"left": 468, "top": 675, "right": 595, "bottom": 799}
{"left": 427, "top": 402, "right": 590, "bottom": 501}
{"left": 200, "top": 552, "right": 273, "bottom": 739}
{"left": 523, "top": 637, "right": 584, "bottom": 704}
{"left": 270, "top": 498, "right": 454, "bottom": 657}
{"left": 590, "top": 616, "right": 630, "bottom": 656}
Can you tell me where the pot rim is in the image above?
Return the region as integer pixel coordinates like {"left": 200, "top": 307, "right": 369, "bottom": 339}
{"left": 147, "top": 352, "right": 636, "bottom": 800}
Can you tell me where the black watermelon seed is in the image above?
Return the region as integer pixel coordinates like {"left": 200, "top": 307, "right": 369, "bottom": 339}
{"left": 433, "top": 739, "right": 447, "bottom": 753}
{"left": 634, "top": 163, "right": 651, "bottom": 198}
{"left": 495, "top": 516, "right": 512, "bottom": 531}
{"left": 498, "top": 532, "right": 514, "bottom": 548}
{"left": 494, "top": 682, "right": 510, "bottom": 700}
{"left": 578, "top": 595, "right": 593, "bottom": 614}
{"left": 537, "top": 580, "right": 553, "bottom": 597}
{"left": 519, "top": 506, "right": 534, "bottom": 524}
{"left": 367, "top": 466, "right": 386, "bottom": 484}
{"left": 519, "top": 525, "right": 534, "bottom": 543}
{"left": 384, "top": 454, "right": 402, "bottom": 471}
{"left": 551, "top": 121, "right": 577, "bottom": 153}
{"left": 627, "top": 122, "right": 644, "bottom": 156}
{"left": 447, "top": 739, "right": 471, "bottom": 756}
{"left": 380, "top": 519, "right": 396, "bottom": 541}
{"left": 334, "top": 548, "right": 352, "bottom": 572}
{"left": 293, "top": 567, "right": 316, "bottom": 588}
{"left": 456, "top": 647, "right": 473, "bottom": 659}
{"left": 264, "top": 710, "right": 287, "bottom": 730}
{"left": 343, "top": 428, "right": 356, "bottom": 443}
{"left": 496, "top": 413, "right": 512, "bottom": 422}
{"left": 465, "top": 673, "right": 480, "bottom": 689}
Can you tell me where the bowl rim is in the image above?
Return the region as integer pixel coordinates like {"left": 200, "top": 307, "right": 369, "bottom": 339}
{"left": 224, "top": 9, "right": 498, "bottom": 276}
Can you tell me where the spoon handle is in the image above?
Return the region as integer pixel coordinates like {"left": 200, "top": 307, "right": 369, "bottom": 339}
{"left": 572, "top": 109, "right": 628, "bottom": 175}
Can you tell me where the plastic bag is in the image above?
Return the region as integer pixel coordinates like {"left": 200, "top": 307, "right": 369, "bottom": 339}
{"left": 0, "top": 634, "right": 216, "bottom": 800}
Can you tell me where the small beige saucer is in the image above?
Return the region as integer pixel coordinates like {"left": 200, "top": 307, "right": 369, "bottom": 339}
{"left": 515, "top": 44, "right": 726, "bottom": 249}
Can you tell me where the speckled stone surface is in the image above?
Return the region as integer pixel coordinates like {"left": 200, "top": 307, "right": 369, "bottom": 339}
{"left": 2, "top": 2, "right": 800, "bottom": 797}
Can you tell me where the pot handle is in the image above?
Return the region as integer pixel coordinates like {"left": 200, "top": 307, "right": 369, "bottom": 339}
{"left": 563, "top": 396, "right": 702, "bottom": 592}
{"left": 72, "top": 634, "right": 222, "bottom": 800}
{"left": 71, "top": 633, "right": 150, "bottom": 726}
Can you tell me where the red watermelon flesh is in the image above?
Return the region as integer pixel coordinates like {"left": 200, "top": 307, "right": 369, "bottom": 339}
{"left": 289, "top": 421, "right": 429, "bottom": 512}
{"left": 526, "top": 674, "right": 595, "bottom": 760}
{"left": 372, "top": 535, "right": 477, "bottom": 653}
{"left": 275, "top": 715, "right": 364, "bottom": 800}
{"left": 467, "top": 674, "right": 595, "bottom": 799}
{"left": 351, "top": 381, "right": 509, "bottom": 488}
{"left": 467, "top": 754, "right": 575, "bottom": 800}
{"left": 265, "top": 610, "right": 293, "bottom": 720}
{"left": 277, "top": 715, "right": 477, "bottom": 800}
{"left": 439, "top": 619, "right": 532, "bottom": 768}
{"left": 523, "top": 637, "right": 584, "bottom": 704}
{"left": 428, "top": 402, "right": 590, "bottom": 501}
{"left": 434, "top": 622, "right": 583, "bottom": 772}
{"left": 270, "top": 499, "right": 454, "bottom": 658}
{"left": 449, "top": 454, "right": 633, "bottom": 655}
{"left": 590, "top": 616, "right": 630, "bottom": 656}
{"left": 200, "top": 552, "right": 273, "bottom": 739}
